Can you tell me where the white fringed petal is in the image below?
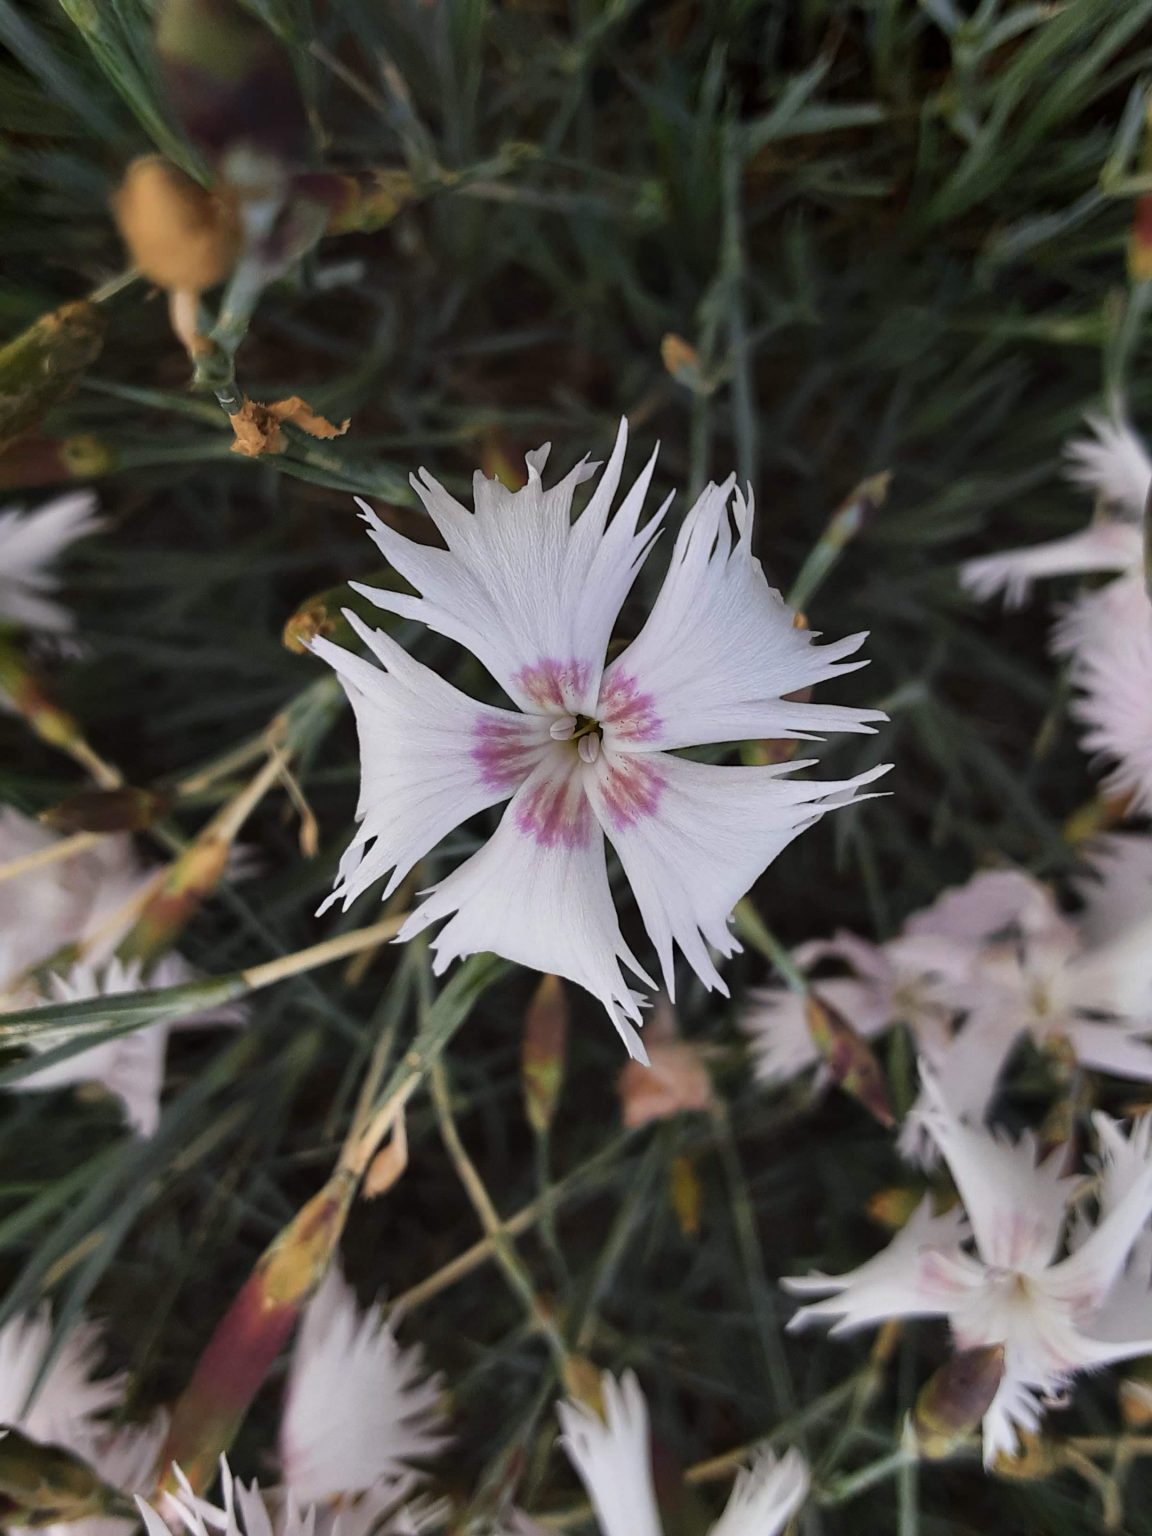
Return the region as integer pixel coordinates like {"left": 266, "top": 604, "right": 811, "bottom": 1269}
{"left": 556, "top": 1372, "right": 663, "bottom": 1536}
{"left": 903, "top": 867, "right": 1070, "bottom": 947}
{"left": 279, "top": 1263, "right": 446, "bottom": 1506}
{"left": 1049, "top": 1115, "right": 1152, "bottom": 1312}
{"left": 709, "top": 1447, "right": 809, "bottom": 1536}
{"left": 0, "top": 1309, "right": 122, "bottom": 1445}
{"left": 898, "top": 1010, "right": 1022, "bottom": 1169}
{"left": 11, "top": 955, "right": 242, "bottom": 1138}
{"left": 139, "top": 1463, "right": 323, "bottom": 1536}
{"left": 783, "top": 1198, "right": 974, "bottom": 1335}
{"left": 980, "top": 1372, "right": 1046, "bottom": 1467}
{"left": 960, "top": 520, "right": 1141, "bottom": 607}
{"left": 1061, "top": 1019, "right": 1152, "bottom": 1082}
{"left": 0, "top": 491, "right": 101, "bottom": 634}
{"left": 312, "top": 618, "right": 549, "bottom": 909}
{"left": 400, "top": 749, "right": 653, "bottom": 1061}
{"left": 916, "top": 1071, "right": 1075, "bottom": 1272}
{"left": 353, "top": 421, "right": 665, "bottom": 715}
{"left": 1055, "top": 575, "right": 1152, "bottom": 814}
{"left": 1074, "top": 834, "right": 1152, "bottom": 950}
{"left": 604, "top": 482, "right": 884, "bottom": 752}
{"left": 1088, "top": 1233, "right": 1152, "bottom": 1345}
{"left": 1064, "top": 414, "right": 1152, "bottom": 515}
{"left": 586, "top": 753, "right": 890, "bottom": 998}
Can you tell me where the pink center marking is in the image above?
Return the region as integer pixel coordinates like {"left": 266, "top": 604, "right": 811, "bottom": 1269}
{"left": 598, "top": 671, "right": 661, "bottom": 743}
{"left": 598, "top": 754, "right": 665, "bottom": 829}
{"left": 513, "top": 657, "right": 592, "bottom": 713}
{"left": 472, "top": 717, "right": 537, "bottom": 792}
{"left": 515, "top": 771, "right": 594, "bottom": 848}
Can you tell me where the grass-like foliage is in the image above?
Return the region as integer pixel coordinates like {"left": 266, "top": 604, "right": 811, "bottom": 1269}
{"left": 2, "top": 0, "right": 1152, "bottom": 1532}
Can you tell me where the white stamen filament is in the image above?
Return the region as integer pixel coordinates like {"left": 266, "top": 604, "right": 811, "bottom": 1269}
{"left": 550, "top": 716, "right": 577, "bottom": 741}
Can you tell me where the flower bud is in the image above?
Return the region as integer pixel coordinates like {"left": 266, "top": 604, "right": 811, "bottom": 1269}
{"left": 522, "top": 972, "right": 568, "bottom": 1134}
{"left": 112, "top": 155, "right": 240, "bottom": 294}
{"left": 867, "top": 1185, "right": 923, "bottom": 1230}
{"left": 0, "top": 433, "right": 117, "bottom": 487}
{"left": 669, "top": 1153, "right": 703, "bottom": 1236}
{"left": 154, "top": 0, "right": 307, "bottom": 168}
{"left": 162, "top": 1171, "right": 356, "bottom": 1493}
{"left": 913, "top": 1345, "right": 1004, "bottom": 1458}
{"left": 0, "top": 301, "right": 104, "bottom": 449}
{"left": 0, "top": 1427, "right": 133, "bottom": 1527}
{"left": 805, "top": 989, "right": 894, "bottom": 1127}
{"left": 1120, "top": 1360, "right": 1152, "bottom": 1427}
{"left": 1130, "top": 195, "right": 1152, "bottom": 285}
{"left": 660, "top": 333, "right": 708, "bottom": 394}
{"left": 320, "top": 168, "right": 419, "bottom": 236}
{"left": 40, "top": 785, "right": 171, "bottom": 835}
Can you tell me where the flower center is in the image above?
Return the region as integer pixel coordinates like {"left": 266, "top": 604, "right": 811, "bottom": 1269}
{"left": 549, "top": 712, "right": 603, "bottom": 763}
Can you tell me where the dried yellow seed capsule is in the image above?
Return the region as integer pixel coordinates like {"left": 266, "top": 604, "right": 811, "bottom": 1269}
{"left": 112, "top": 155, "right": 240, "bottom": 293}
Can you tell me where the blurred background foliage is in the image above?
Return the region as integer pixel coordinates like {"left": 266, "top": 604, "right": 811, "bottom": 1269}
{"left": 2, "top": 0, "right": 1152, "bottom": 1531}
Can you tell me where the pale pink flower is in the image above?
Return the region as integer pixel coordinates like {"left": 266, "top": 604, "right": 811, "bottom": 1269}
{"left": 1053, "top": 574, "right": 1152, "bottom": 813}
{"left": 960, "top": 414, "right": 1152, "bottom": 810}
{"left": 0, "top": 491, "right": 101, "bottom": 635}
{"left": 11, "top": 953, "right": 245, "bottom": 1137}
{"left": 747, "top": 850, "right": 1152, "bottom": 1152}
{"left": 279, "top": 1264, "right": 447, "bottom": 1513}
{"left": 900, "top": 852, "right": 1152, "bottom": 1146}
{"left": 960, "top": 414, "right": 1147, "bottom": 609}
{"left": 555, "top": 1371, "right": 809, "bottom": 1536}
{"left": 313, "top": 422, "right": 888, "bottom": 1060}
{"left": 741, "top": 924, "right": 976, "bottom": 1089}
{"left": 0, "top": 810, "right": 143, "bottom": 994}
{"left": 786, "top": 1074, "right": 1152, "bottom": 1463}
{"left": 1064, "top": 413, "right": 1152, "bottom": 511}
{"left": 0, "top": 810, "right": 245, "bottom": 1134}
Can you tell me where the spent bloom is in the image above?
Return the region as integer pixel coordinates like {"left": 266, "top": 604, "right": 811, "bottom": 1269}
{"left": 617, "top": 994, "right": 717, "bottom": 1128}
{"left": 960, "top": 413, "right": 1152, "bottom": 811}
{"left": 785, "top": 1074, "right": 1152, "bottom": 1463}
{"left": 547, "top": 1371, "right": 808, "bottom": 1536}
{"left": 313, "top": 421, "right": 888, "bottom": 1059}
{"left": 0, "top": 491, "right": 101, "bottom": 635}
{"left": 0, "top": 1305, "right": 165, "bottom": 1536}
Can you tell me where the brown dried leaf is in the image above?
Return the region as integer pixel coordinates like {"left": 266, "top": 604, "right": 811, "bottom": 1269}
{"left": 229, "top": 395, "right": 350, "bottom": 458}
